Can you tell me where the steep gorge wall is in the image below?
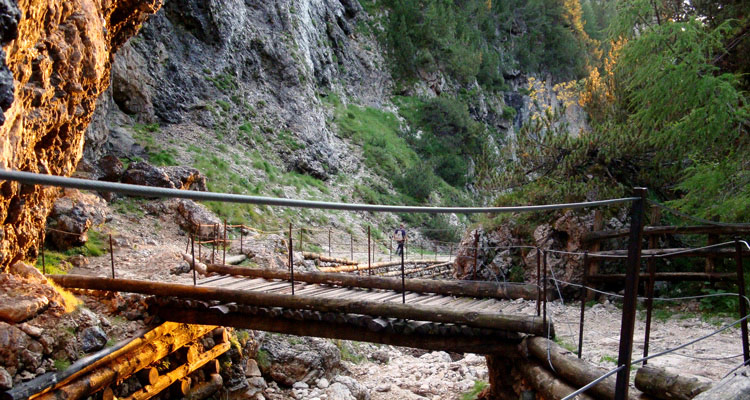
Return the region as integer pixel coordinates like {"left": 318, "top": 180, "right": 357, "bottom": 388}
{"left": 0, "top": 0, "right": 162, "bottom": 270}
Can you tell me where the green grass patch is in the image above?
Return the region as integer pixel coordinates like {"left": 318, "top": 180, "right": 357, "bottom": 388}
{"left": 36, "top": 230, "right": 108, "bottom": 274}
{"left": 334, "top": 340, "right": 366, "bottom": 364}
{"left": 53, "top": 357, "right": 71, "bottom": 371}
{"left": 600, "top": 355, "right": 617, "bottom": 364}
{"left": 327, "top": 93, "right": 418, "bottom": 178}
{"left": 460, "top": 380, "right": 488, "bottom": 400}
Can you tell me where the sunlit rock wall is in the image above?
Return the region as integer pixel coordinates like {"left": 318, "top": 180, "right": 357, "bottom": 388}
{"left": 0, "top": 0, "right": 162, "bottom": 270}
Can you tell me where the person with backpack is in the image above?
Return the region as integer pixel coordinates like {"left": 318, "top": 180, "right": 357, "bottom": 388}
{"left": 393, "top": 224, "right": 407, "bottom": 257}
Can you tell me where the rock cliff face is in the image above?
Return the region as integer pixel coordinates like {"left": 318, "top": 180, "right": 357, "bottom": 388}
{"left": 84, "top": 0, "right": 390, "bottom": 180}
{"left": 0, "top": 0, "right": 162, "bottom": 270}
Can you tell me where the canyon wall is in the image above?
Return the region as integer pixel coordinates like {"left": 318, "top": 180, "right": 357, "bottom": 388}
{"left": 0, "top": 0, "right": 162, "bottom": 270}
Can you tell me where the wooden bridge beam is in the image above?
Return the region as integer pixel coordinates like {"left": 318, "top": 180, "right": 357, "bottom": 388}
{"left": 155, "top": 306, "right": 523, "bottom": 355}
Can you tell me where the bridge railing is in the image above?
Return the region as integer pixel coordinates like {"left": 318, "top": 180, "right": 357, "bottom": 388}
{"left": 2, "top": 169, "right": 747, "bottom": 400}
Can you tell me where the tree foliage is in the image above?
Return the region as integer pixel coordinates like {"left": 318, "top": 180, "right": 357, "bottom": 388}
{"left": 483, "top": 0, "right": 750, "bottom": 222}
{"left": 382, "top": 0, "right": 593, "bottom": 87}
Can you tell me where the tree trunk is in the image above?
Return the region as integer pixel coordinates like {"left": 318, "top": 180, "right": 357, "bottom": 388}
{"left": 516, "top": 359, "right": 596, "bottom": 400}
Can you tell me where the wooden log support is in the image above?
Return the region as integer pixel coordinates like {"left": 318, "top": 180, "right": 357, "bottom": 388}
{"left": 319, "top": 259, "right": 447, "bottom": 273}
{"left": 516, "top": 360, "right": 596, "bottom": 400}
{"left": 381, "top": 262, "right": 452, "bottom": 277}
{"left": 584, "top": 225, "right": 750, "bottom": 243}
{"left": 125, "top": 340, "right": 231, "bottom": 400}
{"left": 634, "top": 366, "right": 713, "bottom": 400}
{"left": 206, "top": 264, "right": 540, "bottom": 301}
{"left": 31, "top": 323, "right": 218, "bottom": 400}
{"left": 588, "top": 272, "right": 736, "bottom": 282}
{"left": 589, "top": 247, "right": 748, "bottom": 259}
{"left": 526, "top": 337, "right": 641, "bottom": 400}
{"left": 302, "top": 252, "right": 358, "bottom": 265}
{"left": 50, "top": 275, "right": 553, "bottom": 336}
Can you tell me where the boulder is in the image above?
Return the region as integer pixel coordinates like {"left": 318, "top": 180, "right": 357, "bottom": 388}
{"left": 9, "top": 261, "right": 46, "bottom": 283}
{"left": 0, "top": 295, "right": 49, "bottom": 323}
{"left": 97, "top": 154, "right": 124, "bottom": 182}
{"left": 46, "top": 189, "right": 108, "bottom": 250}
{"left": 0, "top": 366, "right": 12, "bottom": 390}
{"left": 0, "top": 322, "right": 31, "bottom": 373}
{"left": 333, "top": 375, "right": 369, "bottom": 400}
{"left": 79, "top": 326, "right": 108, "bottom": 353}
{"left": 162, "top": 166, "right": 207, "bottom": 191}
{"left": 121, "top": 161, "right": 175, "bottom": 189}
{"left": 258, "top": 336, "right": 341, "bottom": 386}
{"left": 693, "top": 369, "right": 750, "bottom": 400}
{"left": 326, "top": 382, "right": 355, "bottom": 400}
{"left": 175, "top": 199, "right": 223, "bottom": 240}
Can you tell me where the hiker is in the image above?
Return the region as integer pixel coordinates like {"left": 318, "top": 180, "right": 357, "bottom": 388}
{"left": 393, "top": 224, "right": 407, "bottom": 257}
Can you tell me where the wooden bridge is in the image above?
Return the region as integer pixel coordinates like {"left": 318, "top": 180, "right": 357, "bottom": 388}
{"left": 50, "top": 264, "right": 551, "bottom": 355}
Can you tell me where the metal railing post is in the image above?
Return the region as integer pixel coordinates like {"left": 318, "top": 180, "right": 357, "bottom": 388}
{"left": 289, "top": 223, "right": 294, "bottom": 295}
{"left": 389, "top": 238, "right": 392, "bottom": 261}
{"left": 614, "top": 187, "right": 647, "bottom": 400}
{"left": 109, "top": 234, "right": 115, "bottom": 279}
{"left": 401, "top": 245, "right": 406, "bottom": 304}
{"left": 643, "top": 236, "right": 657, "bottom": 365}
{"left": 735, "top": 238, "right": 749, "bottom": 363}
{"left": 473, "top": 231, "right": 479, "bottom": 280}
{"left": 212, "top": 224, "right": 217, "bottom": 264}
{"left": 191, "top": 235, "right": 196, "bottom": 286}
{"left": 40, "top": 230, "right": 46, "bottom": 275}
{"left": 578, "top": 251, "right": 588, "bottom": 358}
{"left": 222, "top": 219, "right": 227, "bottom": 265}
{"left": 240, "top": 225, "right": 244, "bottom": 254}
{"left": 536, "top": 247, "right": 541, "bottom": 317}
{"left": 368, "top": 226, "right": 371, "bottom": 276}
{"left": 350, "top": 233, "right": 353, "bottom": 261}
{"left": 328, "top": 228, "right": 332, "bottom": 258}
{"left": 543, "top": 250, "right": 548, "bottom": 327}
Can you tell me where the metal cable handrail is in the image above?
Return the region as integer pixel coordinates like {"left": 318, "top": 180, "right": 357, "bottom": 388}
{"left": 0, "top": 169, "right": 638, "bottom": 214}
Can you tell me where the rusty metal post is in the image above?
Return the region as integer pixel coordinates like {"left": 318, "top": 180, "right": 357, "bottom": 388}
{"left": 328, "top": 228, "right": 332, "bottom": 258}
{"left": 240, "top": 225, "right": 244, "bottom": 254}
{"left": 40, "top": 230, "right": 46, "bottom": 275}
{"left": 401, "top": 243, "right": 406, "bottom": 304}
{"left": 643, "top": 236, "right": 657, "bottom": 365}
{"left": 198, "top": 241, "right": 202, "bottom": 263}
{"left": 211, "top": 224, "right": 217, "bottom": 264}
{"left": 350, "top": 233, "right": 353, "bottom": 261}
{"left": 191, "top": 235, "right": 196, "bottom": 286}
{"left": 222, "top": 219, "right": 227, "bottom": 266}
{"left": 289, "top": 223, "right": 294, "bottom": 295}
{"left": 473, "top": 231, "right": 479, "bottom": 280}
{"left": 109, "top": 234, "right": 115, "bottom": 279}
{"left": 735, "top": 238, "right": 749, "bottom": 363}
{"left": 614, "top": 188, "right": 647, "bottom": 400}
{"left": 185, "top": 236, "right": 190, "bottom": 254}
{"left": 578, "top": 251, "right": 589, "bottom": 358}
{"left": 368, "top": 226, "right": 371, "bottom": 276}
{"left": 299, "top": 227, "right": 304, "bottom": 254}
{"left": 543, "top": 250, "right": 548, "bottom": 327}
{"left": 536, "top": 247, "right": 541, "bottom": 317}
